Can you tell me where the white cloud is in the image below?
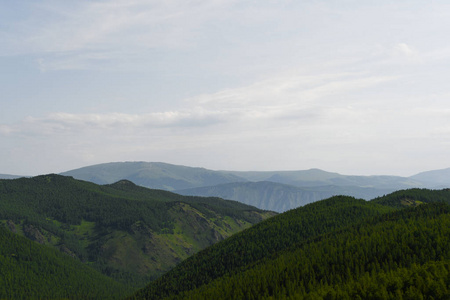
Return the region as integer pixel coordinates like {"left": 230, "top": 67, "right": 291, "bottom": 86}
{"left": 188, "top": 70, "right": 399, "bottom": 116}
{"left": 0, "top": 66, "right": 403, "bottom": 140}
{"left": 0, "top": 125, "right": 16, "bottom": 136}
{"left": 6, "top": 0, "right": 240, "bottom": 67}
{"left": 393, "top": 43, "right": 415, "bottom": 57}
{"left": 0, "top": 109, "right": 233, "bottom": 138}
{"left": 391, "top": 43, "right": 421, "bottom": 63}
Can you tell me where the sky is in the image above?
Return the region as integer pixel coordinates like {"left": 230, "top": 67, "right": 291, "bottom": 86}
{"left": 2, "top": 0, "right": 450, "bottom": 176}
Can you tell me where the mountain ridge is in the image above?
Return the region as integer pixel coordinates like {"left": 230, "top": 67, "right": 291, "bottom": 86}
{"left": 61, "top": 161, "right": 248, "bottom": 191}
{"left": 409, "top": 167, "right": 450, "bottom": 187}
{"left": 0, "top": 174, "right": 23, "bottom": 179}
{"left": 176, "top": 181, "right": 396, "bottom": 212}
{"left": 59, "top": 161, "right": 450, "bottom": 212}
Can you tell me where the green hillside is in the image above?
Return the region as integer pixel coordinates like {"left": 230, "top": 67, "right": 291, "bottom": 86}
{"left": 131, "top": 189, "right": 450, "bottom": 299}
{"left": 372, "top": 188, "right": 450, "bottom": 208}
{"left": 0, "top": 225, "right": 130, "bottom": 299}
{"left": 0, "top": 174, "right": 273, "bottom": 290}
{"left": 131, "top": 196, "right": 394, "bottom": 299}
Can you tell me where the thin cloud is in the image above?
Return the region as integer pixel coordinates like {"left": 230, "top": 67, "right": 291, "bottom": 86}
{"left": 188, "top": 70, "right": 400, "bottom": 114}
{"left": 6, "top": 0, "right": 240, "bottom": 70}
{"left": 2, "top": 1, "right": 450, "bottom": 176}
{"left": 1, "top": 66, "right": 401, "bottom": 138}
{"left": 0, "top": 109, "right": 231, "bottom": 138}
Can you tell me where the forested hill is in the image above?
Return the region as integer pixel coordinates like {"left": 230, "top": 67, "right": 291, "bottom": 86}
{"left": 372, "top": 188, "right": 450, "bottom": 208}
{"left": 0, "top": 174, "right": 273, "bottom": 296}
{"left": 131, "top": 189, "right": 450, "bottom": 299}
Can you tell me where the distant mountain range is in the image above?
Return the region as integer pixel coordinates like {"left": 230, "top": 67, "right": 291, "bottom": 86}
{"left": 59, "top": 162, "right": 450, "bottom": 212}
{"left": 177, "top": 181, "right": 398, "bottom": 212}
{"left": 61, "top": 162, "right": 244, "bottom": 190}
{"left": 0, "top": 174, "right": 22, "bottom": 179}
{"left": 410, "top": 167, "right": 450, "bottom": 188}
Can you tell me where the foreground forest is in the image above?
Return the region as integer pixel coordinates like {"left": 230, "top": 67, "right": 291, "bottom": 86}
{"left": 1, "top": 173, "right": 450, "bottom": 299}
{"left": 0, "top": 225, "right": 130, "bottom": 299}
{"left": 132, "top": 189, "right": 450, "bottom": 299}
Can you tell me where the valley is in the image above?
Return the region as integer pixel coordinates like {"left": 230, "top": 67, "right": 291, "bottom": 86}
{"left": 1, "top": 163, "right": 450, "bottom": 299}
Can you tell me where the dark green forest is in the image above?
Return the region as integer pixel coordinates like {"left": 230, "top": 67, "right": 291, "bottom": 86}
{"left": 0, "top": 175, "right": 265, "bottom": 232}
{"left": 132, "top": 190, "right": 450, "bottom": 299}
{"left": 0, "top": 225, "right": 130, "bottom": 299}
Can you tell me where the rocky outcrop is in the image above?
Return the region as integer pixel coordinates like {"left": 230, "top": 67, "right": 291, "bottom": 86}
{"left": 6, "top": 220, "right": 17, "bottom": 233}
{"left": 23, "top": 224, "right": 46, "bottom": 244}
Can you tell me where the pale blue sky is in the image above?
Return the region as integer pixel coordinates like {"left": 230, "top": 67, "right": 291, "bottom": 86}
{"left": 2, "top": 0, "right": 450, "bottom": 176}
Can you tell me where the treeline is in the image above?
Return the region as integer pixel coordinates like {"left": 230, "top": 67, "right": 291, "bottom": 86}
{"left": 372, "top": 188, "right": 450, "bottom": 208}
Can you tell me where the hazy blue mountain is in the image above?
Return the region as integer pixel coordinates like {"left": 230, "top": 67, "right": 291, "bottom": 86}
{"left": 223, "top": 168, "right": 343, "bottom": 184}
{"left": 177, "top": 181, "right": 397, "bottom": 212}
{"left": 62, "top": 162, "right": 425, "bottom": 191}
{"left": 410, "top": 167, "right": 450, "bottom": 188}
{"left": 61, "top": 162, "right": 448, "bottom": 212}
{"left": 0, "top": 174, "right": 23, "bottom": 179}
{"left": 225, "top": 169, "right": 423, "bottom": 189}
{"left": 61, "top": 161, "right": 248, "bottom": 191}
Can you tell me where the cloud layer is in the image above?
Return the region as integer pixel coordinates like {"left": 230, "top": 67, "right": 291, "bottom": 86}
{"left": 3, "top": 61, "right": 450, "bottom": 175}
{"left": 2, "top": 1, "right": 450, "bottom": 176}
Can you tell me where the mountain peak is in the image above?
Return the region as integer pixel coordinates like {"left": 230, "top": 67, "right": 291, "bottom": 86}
{"left": 111, "top": 179, "right": 137, "bottom": 187}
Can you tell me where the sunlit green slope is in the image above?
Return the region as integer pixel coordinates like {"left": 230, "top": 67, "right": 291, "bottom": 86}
{"left": 131, "top": 196, "right": 394, "bottom": 299}
{"left": 0, "top": 174, "right": 273, "bottom": 290}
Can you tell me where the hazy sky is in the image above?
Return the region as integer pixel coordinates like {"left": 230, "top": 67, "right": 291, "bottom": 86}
{"left": 2, "top": 0, "right": 450, "bottom": 176}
